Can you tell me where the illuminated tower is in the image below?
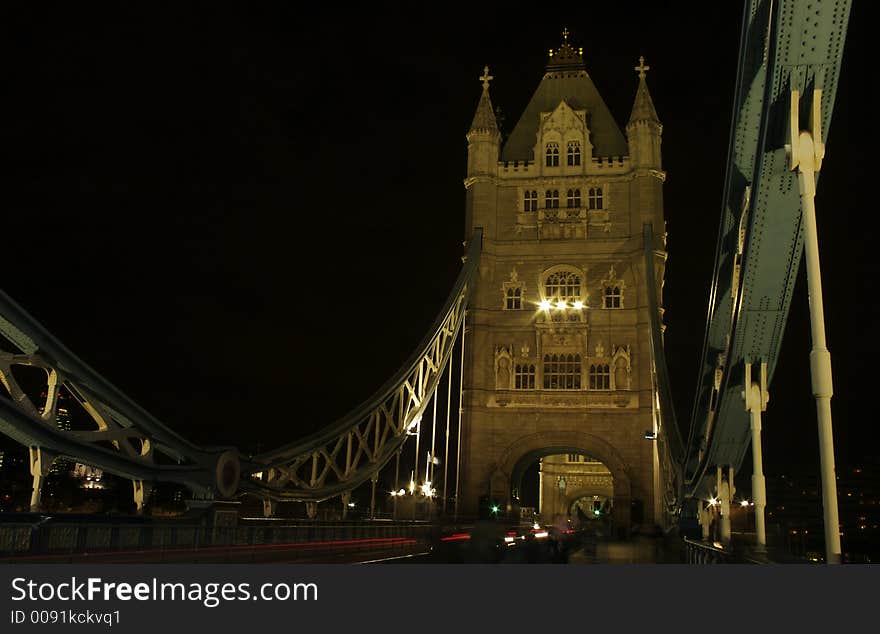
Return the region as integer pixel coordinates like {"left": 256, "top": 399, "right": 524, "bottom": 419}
{"left": 459, "top": 31, "right": 667, "bottom": 529}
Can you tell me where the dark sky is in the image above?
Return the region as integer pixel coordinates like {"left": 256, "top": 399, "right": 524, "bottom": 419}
{"left": 3, "top": 4, "right": 873, "bottom": 475}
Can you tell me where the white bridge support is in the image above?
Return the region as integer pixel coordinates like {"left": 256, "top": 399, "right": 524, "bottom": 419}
{"left": 743, "top": 362, "right": 769, "bottom": 550}
{"left": 716, "top": 466, "right": 734, "bottom": 546}
{"left": 132, "top": 480, "right": 152, "bottom": 515}
{"left": 788, "top": 87, "right": 842, "bottom": 564}
{"left": 28, "top": 446, "right": 55, "bottom": 512}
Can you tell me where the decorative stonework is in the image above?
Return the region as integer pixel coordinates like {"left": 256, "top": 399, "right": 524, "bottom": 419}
{"left": 600, "top": 265, "right": 626, "bottom": 309}
{"left": 494, "top": 345, "right": 514, "bottom": 390}
{"left": 501, "top": 268, "right": 525, "bottom": 310}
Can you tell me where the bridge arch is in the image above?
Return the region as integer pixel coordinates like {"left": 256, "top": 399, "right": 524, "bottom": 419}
{"left": 492, "top": 430, "right": 633, "bottom": 530}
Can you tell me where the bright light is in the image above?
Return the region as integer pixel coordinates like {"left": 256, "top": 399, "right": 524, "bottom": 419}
{"left": 504, "top": 536, "right": 515, "bottom": 543}
{"left": 532, "top": 530, "right": 548, "bottom": 539}
{"left": 420, "top": 482, "right": 435, "bottom": 497}
{"left": 573, "top": 300, "right": 584, "bottom": 310}
{"left": 533, "top": 522, "right": 541, "bottom": 530}
{"left": 539, "top": 299, "right": 551, "bottom": 311}
{"left": 740, "top": 500, "right": 750, "bottom": 507}
{"left": 593, "top": 509, "right": 600, "bottom": 516}
{"left": 556, "top": 300, "right": 566, "bottom": 310}
{"left": 398, "top": 488, "right": 406, "bottom": 496}
{"left": 490, "top": 504, "right": 500, "bottom": 514}
{"left": 348, "top": 502, "right": 356, "bottom": 508}
{"left": 708, "top": 497, "right": 718, "bottom": 506}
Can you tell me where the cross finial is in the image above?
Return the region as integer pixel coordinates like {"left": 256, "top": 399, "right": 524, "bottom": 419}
{"left": 479, "top": 65, "right": 493, "bottom": 90}
{"left": 562, "top": 27, "right": 569, "bottom": 42}
{"left": 635, "top": 55, "right": 650, "bottom": 79}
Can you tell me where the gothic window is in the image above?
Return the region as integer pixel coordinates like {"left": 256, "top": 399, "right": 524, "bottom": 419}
{"left": 544, "top": 270, "right": 582, "bottom": 302}
{"left": 505, "top": 287, "right": 522, "bottom": 310}
{"left": 588, "top": 187, "right": 604, "bottom": 210}
{"left": 604, "top": 286, "right": 622, "bottom": 308}
{"left": 566, "top": 189, "right": 581, "bottom": 208}
{"left": 523, "top": 190, "right": 538, "bottom": 212}
{"left": 589, "top": 364, "right": 611, "bottom": 390}
{"left": 566, "top": 454, "right": 584, "bottom": 463}
{"left": 545, "top": 190, "right": 560, "bottom": 209}
{"left": 567, "top": 142, "right": 581, "bottom": 166}
{"left": 545, "top": 143, "right": 560, "bottom": 167}
{"left": 515, "top": 364, "right": 536, "bottom": 390}
{"left": 543, "top": 353, "right": 581, "bottom": 390}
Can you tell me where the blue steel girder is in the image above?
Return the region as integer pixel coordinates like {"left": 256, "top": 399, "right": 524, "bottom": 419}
{"left": 684, "top": 0, "right": 852, "bottom": 498}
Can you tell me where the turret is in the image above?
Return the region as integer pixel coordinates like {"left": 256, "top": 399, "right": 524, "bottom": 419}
{"left": 464, "top": 66, "right": 500, "bottom": 239}
{"left": 626, "top": 56, "right": 665, "bottom": 233}
{"left": 626, "top": 56, "right": 663, "bottom": 169}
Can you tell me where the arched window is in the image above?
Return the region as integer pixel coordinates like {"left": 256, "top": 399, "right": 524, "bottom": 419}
{"left": 505, "top": 287, "right": 522, "bottom": 310}
{"left": 515, "top": 364, "right": 536, "bottom": 390}
{"left": 544, "top": 270, "right": 581, "bottom": 302}
{"left": 567, "top": 141, "right": 581, "bottom": 166}
{"left": 604, "top": 286, "right": 621, "bottom": 308}
{"left": 589, "top": 364, "right": 611, "bottom": 390}
{"left": 545, "top": 143, "right": 560, "bottom": 167}
{"left": 523, "top": 190, "right": 538, "bottom": 212}
{"left": 545, "top": 190, "right": 559, "bottom": 209}
{"left": 543, "top": 353, "right": 581, "bottom": 390}
{"left": 588, "top": 187, "right": 604, "bottom": 210}
{"left": 566, "top": 189, "right": 581, "bottom": 208}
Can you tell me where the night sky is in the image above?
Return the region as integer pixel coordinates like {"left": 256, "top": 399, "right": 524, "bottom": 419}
{"left": 3, "top": 4, "right": 874, "bottom": 477}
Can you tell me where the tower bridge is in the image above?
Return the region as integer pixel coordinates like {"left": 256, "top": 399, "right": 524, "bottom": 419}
{"left": 0, "top": 0, "right": 854, "bottom": 563}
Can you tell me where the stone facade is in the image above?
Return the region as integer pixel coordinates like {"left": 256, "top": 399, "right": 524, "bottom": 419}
{"left": 459, "top": 36, "right": 667, "bottom": 529}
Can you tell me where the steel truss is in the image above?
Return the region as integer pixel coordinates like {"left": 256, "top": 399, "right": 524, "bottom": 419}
{"left": 0, "top": 295, "right": 242, "bottom": 500}
{"left": 243, "top": 230, "right": 482, "bottom": 503}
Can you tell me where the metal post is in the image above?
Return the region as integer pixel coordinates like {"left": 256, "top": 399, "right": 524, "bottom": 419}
{"left": 744, "top": 363, "right": 768, "bottom": 550}
{"left": 392, "top": 450, "right": 401, "bottom": 520}
{"left": 454, "top": 310, "right": 467, "bottom": 521}
{"left": 790, "top": 89, "right": 841, "bottom": 564}
{"left": 442, "top": 363, "right": 452, "bottom": 514}
{"left": 429, "top": 386, "right": 438, "bottom": 485}
{"left": 370, "top": 473, "right": 378, "bottom": 520}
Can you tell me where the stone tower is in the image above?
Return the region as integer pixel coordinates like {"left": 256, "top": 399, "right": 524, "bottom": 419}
{"left": 459, "top": 32, "right": 667, "bottom": 530}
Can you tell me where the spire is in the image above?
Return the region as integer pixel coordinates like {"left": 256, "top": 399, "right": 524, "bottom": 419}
{"left": 469, "top": 66, "right": 500, "bottom": 135}
{"left": 546, "top": 27, "right": 585, "bottom": 72}
{"left": 628, "top": 56, "right": 660, "bottom": 125}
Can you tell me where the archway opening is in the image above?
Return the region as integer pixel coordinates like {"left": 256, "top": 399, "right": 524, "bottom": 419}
{"left": 510, "top": 449, "right": 613, "bottom": 529}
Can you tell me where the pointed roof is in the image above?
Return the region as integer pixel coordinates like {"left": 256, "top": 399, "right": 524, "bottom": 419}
{"left": 628, "top": 56, "right": 660, "bottom": 125}
{"left": 468, "top": 66, "right": 499, "bottom": 136}
{"left": 500, "top": 30, "right": 628, "bottom": 162}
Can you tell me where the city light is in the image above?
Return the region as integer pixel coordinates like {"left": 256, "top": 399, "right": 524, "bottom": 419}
{"left": 556, "top": 300, "right": 566, "bottom": 310}
{"left": 573, "top": 300, "right": 584, "bottom": 310}
{"left": 709, "top": 497, "right": 718, "bottom": 506}
{"left": 740, "top": 499, "right": 750, "bottom": 507}
{"left": 539, "top": 299, "right": 551, "bottom": 311}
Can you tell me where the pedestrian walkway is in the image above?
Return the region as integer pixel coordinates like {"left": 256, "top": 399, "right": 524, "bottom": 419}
{"left": 569, "top": 536, "right": 666, "bottom": 564}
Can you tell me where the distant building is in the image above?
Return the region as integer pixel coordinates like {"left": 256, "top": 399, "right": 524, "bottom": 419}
{"left": 764, "top": 464, "right": 880, "bottom": 563}
{"left": 538, "top": 453, "right": 613, "bottom": 526}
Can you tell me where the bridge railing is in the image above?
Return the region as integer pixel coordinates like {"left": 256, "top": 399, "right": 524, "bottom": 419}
{"left": 0, "top": 516, "right": 437, "bottom": 562}
{"left": 682, "top": 536, "right": 770, "bottom": 564}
